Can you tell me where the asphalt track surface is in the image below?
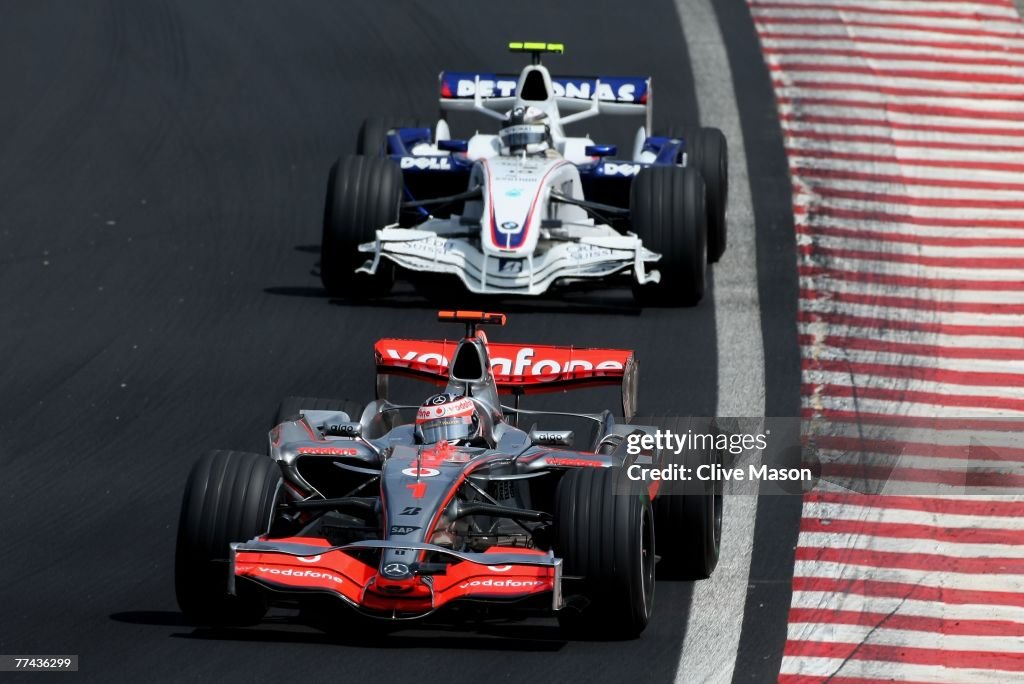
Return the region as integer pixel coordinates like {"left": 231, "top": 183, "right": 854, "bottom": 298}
{"left": 0, "top": 1, "right": 799, "bottom": 682}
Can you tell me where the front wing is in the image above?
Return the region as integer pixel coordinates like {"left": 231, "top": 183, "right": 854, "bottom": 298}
{"left": 232, "top": 537, "right": 563, "bottom": 618}
{"left": 356, "top": 225, "right": 661, "bottom": 296}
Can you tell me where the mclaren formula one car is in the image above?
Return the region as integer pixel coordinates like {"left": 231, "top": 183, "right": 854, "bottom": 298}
{"left": 175, "top": 311, "right": 723, "bottom": 639}
{"left": 320, "top": 42, "right": 728, "bottom": 306}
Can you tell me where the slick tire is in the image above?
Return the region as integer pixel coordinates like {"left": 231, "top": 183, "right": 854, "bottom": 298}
{"left": 273, "top": 397, "right": 364, "bottom": 428}
{"left": 554, "top": 467, "right": 655, "bottom": 640}
{"left": 175, "top": 450, "right": 282, "bottom": 626}
{"left": 653, "top": 418, "right": 723, "bottom": 580}
{"left": 320, "top": 155, "right": 401, "bottom": 298}
{"left": 630, "top": 165, "right": 707, "bottom": 307}
{"left": 681, "top": 127, "right": 728, "bottom": 263}
{"left": 355, "top": 117, "right": 427, "bottom": 156}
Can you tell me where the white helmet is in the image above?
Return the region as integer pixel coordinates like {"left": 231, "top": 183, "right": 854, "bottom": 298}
{"left": 499, "top": 106, "right": 552, "bottom": 155}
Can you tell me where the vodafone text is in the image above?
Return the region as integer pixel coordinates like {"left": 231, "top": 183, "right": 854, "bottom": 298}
{"left": 383, "top": 347, "right": 623, "bottom": 376}
{"left": 255, "top": 567, "right": 344, "bottom": 584}
{"left": 458, "top": 578, "right": 547, "bottom": 590}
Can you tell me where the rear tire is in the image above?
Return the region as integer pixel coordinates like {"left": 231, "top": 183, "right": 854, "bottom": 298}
{"left": 554, "top": 468, "right": 655, "bottom": 640}
{"left": 630, "top": 166, "right": 707, "bottom": 307}
{"left": 682, "top": 127, "right": 728, "bottom": 263}
{"left": 653, "top": 418, "right": 723, "bottom": 580}
{"left": 274, "top": 397, "right": 364, "bottom": 428}
{"left": 356, "top": 117, "right": 427, "bottom": 156}
{"left": 175, "top": 450, "right": 282, "bottom": 625}
{"left": 321, "top": 155, "right": 401, "bottom": 298}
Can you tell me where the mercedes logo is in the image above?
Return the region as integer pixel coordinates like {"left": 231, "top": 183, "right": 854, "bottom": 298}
{"left": 382, "top": 562, "right": 410, "bottom": 577}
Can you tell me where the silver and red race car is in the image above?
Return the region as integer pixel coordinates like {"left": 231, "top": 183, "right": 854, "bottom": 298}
{"left": 174, "top": 311, "right": 722, "bottom": 638}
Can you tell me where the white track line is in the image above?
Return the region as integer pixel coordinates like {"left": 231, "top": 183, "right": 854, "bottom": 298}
{"left": 786, "top": 623, "right": 1024, "bottom": 654}
{"left": 791, "top": 591, "right": 1024, "bottom": 622}
{"left": 779, "top": 658, "right": 1021, "bottom": 683}
{"left": 802, "top": 499, "right": 1024, "bottom": 530}
{"left": 790, "top": 563, "right": 1024, "bottom": 592}
{"left": 750, "top": 2, "right": 1020, "bottom": 19}
{"left": 796, "top": 532, "right": 1024, "bottom": 558}
{"left": 674, "top": 1, "right": 765, "bottom": 683}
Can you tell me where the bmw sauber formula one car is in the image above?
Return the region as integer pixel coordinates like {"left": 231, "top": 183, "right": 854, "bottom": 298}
{"left": 320, "top": 42, "right": 728, "bottom": 306}
{"left": 175, "top": 311, "right": 723, "bottom": 639}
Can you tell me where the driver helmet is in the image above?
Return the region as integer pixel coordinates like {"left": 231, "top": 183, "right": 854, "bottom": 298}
{"left": 415, "top": 393, "right": 480, "bottom": 445}
{"left": 499, "top": 106, "right": 552, "bottom": 155}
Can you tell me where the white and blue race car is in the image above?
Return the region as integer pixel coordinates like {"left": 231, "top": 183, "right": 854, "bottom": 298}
{"left": 320, "top": 42, "right": 727, "bottom": 306}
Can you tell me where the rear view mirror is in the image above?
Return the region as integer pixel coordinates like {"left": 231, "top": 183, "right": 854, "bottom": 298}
{"left": 529, "top": 429, "right": 575, "bottom": 447}
{"left": 324, "top": 421, "right": 362, "bottom": 437}
{"left": 585, "top": 144, "right": 616, "bottom": 157}
{"left": 438, "top": 139, "right": 468, "bottom": 153}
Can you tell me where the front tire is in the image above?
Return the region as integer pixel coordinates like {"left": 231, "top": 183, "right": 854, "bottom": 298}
{"left": 175, "top": 450, "right": 282, "bottom": 625}
{"left": 554, "top": 468, "right": 655, "bottom": 640}
{"left": 630, "top": 166, "right": 707, "bottom": 307}
{"left": 320, "top": 155, "right": 401, "bottom": 298}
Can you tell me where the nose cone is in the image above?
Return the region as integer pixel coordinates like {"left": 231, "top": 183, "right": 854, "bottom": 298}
{"left": 378, "top": 445, "right": 461, "bottom": 571}
{"left": 482, "top": 156, "right": 561, "bottom": 254}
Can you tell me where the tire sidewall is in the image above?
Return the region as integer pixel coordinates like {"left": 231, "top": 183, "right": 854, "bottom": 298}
{"left": 175, "top": 450, "right": 282, "bottom": 624}
{"left": 555, "top": 468, "right": 654, "bottom": 638}
{"left": 683, "top": 127, "right": 728, "bottom": 262}
{"left": 320, "top": 155, "right": 401, "bottom": 296}
{"left": 630, "top": 165, "right": 707, "bottom": 306}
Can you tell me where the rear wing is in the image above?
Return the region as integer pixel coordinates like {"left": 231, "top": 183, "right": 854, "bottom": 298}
{"left": 374, "top": 338, "right": 639, "bottom": 418}
{"left": 439, "top": 71, "right": 651, "bottom": 117}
